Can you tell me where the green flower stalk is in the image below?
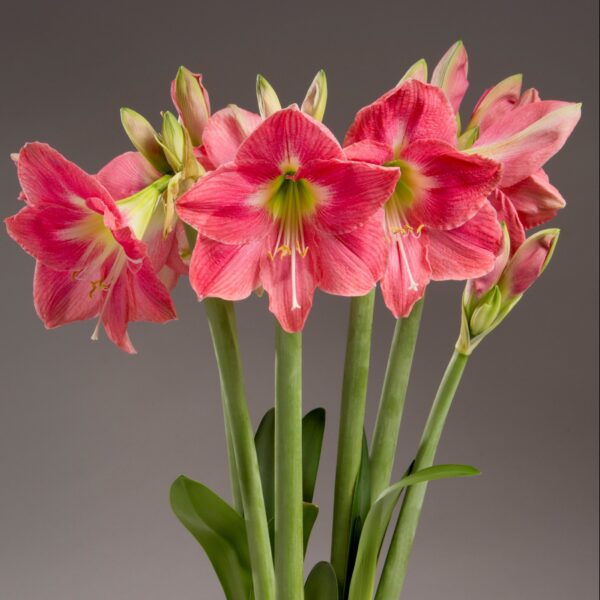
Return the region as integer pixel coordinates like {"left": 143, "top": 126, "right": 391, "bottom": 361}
{"left": 274, "top": 326, "right": 304, "bottom": 599}
{"left": 377, "top": 228, "right": 560, "bottom": 599}
{"left": 204, "top": 299, "right": 275, "bottom": 600}
{"left": 331, "top": 291, "right": 376, "bottom": 588}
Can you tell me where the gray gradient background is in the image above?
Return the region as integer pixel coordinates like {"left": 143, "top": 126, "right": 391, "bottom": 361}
{"left": 0, "top": 1, "right": 597, "bottom": 598}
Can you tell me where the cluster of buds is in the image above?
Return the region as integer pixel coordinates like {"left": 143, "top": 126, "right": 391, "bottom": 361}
{"left": 457, "top": 225, "right": 560, "bottom": 354}
{"left": 120, "top": 67, "right": 208, "bottom": 239}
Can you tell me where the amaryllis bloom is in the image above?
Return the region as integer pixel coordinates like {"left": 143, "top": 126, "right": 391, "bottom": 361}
{"left": 176, "top": 107, "right": 399, "bottom": 332}
{"left": 463, "top": 75, "right": 581, "bottom": 250}
{"left": 6, "top": 143, "right": 177, "bottom": 353}
{"left": 344, "top": 79, "right": 502, "bottom": 318}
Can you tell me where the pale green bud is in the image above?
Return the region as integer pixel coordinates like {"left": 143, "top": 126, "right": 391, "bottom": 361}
{"left": 160, "top": 111, "right": 186, "bottom": 172}
{"left": 120, "top": 108, "right": 169, "bottom": 173}
{"left": 469, "top": 286, "right": 502, "bottom": 336}
{"left": 301, "top": 70, "right": 328, "bottom": 122}
{"left": 256, "top": 74, "right": 281, "bottom": 119}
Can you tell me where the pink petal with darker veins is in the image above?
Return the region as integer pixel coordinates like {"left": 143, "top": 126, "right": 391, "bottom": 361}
{"left": 237, "top": 107, "right": 343, "bottom": 166}
{"left": 427, "top": 201, "right": 503, "bottom": 281}
{"left": 488, "top": 188, "right": 526, "bottom": 253}
{"left": 202, "top": 106, "right": 262, "bottom": 167}
{"left": 344, "top": 80, "right": 457, "bottom": 152}
{"left": 317, "top": 214, "right": 387, "bottom": 296}
{"left": 16, "top": 142, "right": 115, "bottom": 210}
{"left": 343, "top": 140, "right": 394, "bottom": 165}
{"left": 402, "top": 139, "right": 501, "bottom": 230}
{"left": 502, "top": 169, "right": 566, "bottom": 229}
{"left": 297, "top": 159, "right": 399, "bottom": 235}
{"left": 34, "top": 262, "right": 103, "bottom": 328}
{"left": 176, "top": 163, "right": 276, "bottom": 244}
{"left": 259, "top": 229, "right": 320, "bottom": 333}
{"left": 189, "top": 236, "right": 262, "bottom": 301}
{"left": 96, "top": 151, "right": 160, "bottom": 199}
{"left": 381, "top": 229, "right": 431, "bottom": 318}
{"left": 473, "top": 100, "right": 581, "bottom": 187}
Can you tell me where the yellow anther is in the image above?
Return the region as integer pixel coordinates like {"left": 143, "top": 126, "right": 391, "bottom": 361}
{"left": 89, "top": 279, "right": 110, "bottom": 299}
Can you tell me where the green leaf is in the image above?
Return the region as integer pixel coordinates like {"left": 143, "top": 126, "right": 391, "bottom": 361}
{"left": 348, "top": 464, "right": 481, "bottom": 600}
{"left": 170, "top": 475, "right": 252, "bottom": 600}
{"left": 254, "top": 408, "right": 275, "bottom": 521}
{"left": 343, "top": 432, "right": 371, "bottom": 597}
{"left": 305, "top": 561, "right": 339, "bottom": 600}
{"left": 302, "top": 408, "right": 326, "bottom": 502}
{"left": 303, "top": 501, "right": 319, "bottom": 556}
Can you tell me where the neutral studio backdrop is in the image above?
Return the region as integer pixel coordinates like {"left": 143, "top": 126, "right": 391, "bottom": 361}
{"left": 0, "top": 1, "right": 597, "bottom": 599}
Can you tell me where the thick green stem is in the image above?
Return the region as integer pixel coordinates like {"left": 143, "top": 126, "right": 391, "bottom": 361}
{"left": 331, "top": 291, "right": 376, "bottom": 587}
{"left": 204, "top": 299, "right": 275, "bottom": 600}
{"left": 222, "top": 401, "right": 243, "bottom": 514}
{"left": 274, "top": 325, "right": 303, "bottom": 600}
{"left": 369, "top": 299, "right": 424, "bottom": 501}
{"left": 376, "top": 350, "right": 469, "bottom": 600}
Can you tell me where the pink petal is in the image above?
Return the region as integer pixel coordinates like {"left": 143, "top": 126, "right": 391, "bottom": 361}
{"left": 33, "top": 262, "right": 103, "bottom": 328}
{"left": 472, "top": 101, "right": 581, "bottom": 187}
{"left": 101, "top": 272, "right": 136, "bottom": 354}
{"left": 16, "top": 142, "right": 115, "bottom": 210}
{"left": 189, "top": 236, "right": 262, "bottom": 301}
{"left": 259, "top": 229, "right": 320, "bottom": 332}
{"left": 343, "top": 140, "right": 394, "bottom": 164}
{"left": 96, "top": 152, "right": 161, "bottom": 199}
{"left": 380, "top": 229, "right": 431, "bottom": 318}
{"left": 488, "top": 189, "right": 526, "bottom": 253}
{"left": 427, "top": 201, "right": 503, "bottom": 280}
{"left": 176, "top": 163, "right": 276, "bottom": 244}
{"left": 6, "top": 203, "right": 114, "bottom": 272}
{"left": 317, "top": 214, "right": 387, "bottom": 296}
{"left": 344, "top": 80, "right": 457, "bottom": 153}
{"left": 402, "top": 139, "right": 501, "bottom": 230}
{"left": 430, "top": 41, "right": 469, "bottom": 113}
{"left": 237, "top": 107, "right": 342, "bottom": 167}
{"left": 468, "top": 74, "right": 523, "bottom": 131}
{"left": 126, "top": 258, "right": 177, "bottom": 323}
{"left": 298, "top": 159, "right": 399, "bottom": 235}
{"left": 202, "top": 105, "right": 262, "bottom": 167}
{"left": 502, "top": 169, "right": 566, "bottom": 228}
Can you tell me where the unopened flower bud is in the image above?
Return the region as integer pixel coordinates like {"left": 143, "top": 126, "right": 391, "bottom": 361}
{"left": 160, "top": 111, "right": 186, "bottom": 172}
{"left": 120, "top": 108, "right": 170, "bottom": 173}
{"left": 301, "top": 70, "right": 328, "bottom": 122}
{"left": 256, "top": 75, "right": 281, "bottom": 119}
{"left": 469, "top": 286, "right": 501, "bottom": 336}
{"left": 499, "top": 228, "right": 560, "bottom": 298}
{"left": 397, "top": 58, "right": 428, "bottom": 86}
{"left": 172, "top": 67, "right": 210, "bottom": 146}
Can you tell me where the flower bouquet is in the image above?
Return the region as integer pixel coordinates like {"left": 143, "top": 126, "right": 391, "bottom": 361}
{"left": 5, "top": 41, "right": 580, "bottom": 599}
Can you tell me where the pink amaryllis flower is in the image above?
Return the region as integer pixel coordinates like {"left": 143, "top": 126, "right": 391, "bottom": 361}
{"left": 344, "top": 79, "right": 502, "bottom": 318}
{"left": 176, "top": 106, "right": 399, "bottom": 332}
{"left": 463, "top": 75, "right": 581, "bottom": 250}
{"left": 6, "top": 143, "right": 177, "bottom": 353}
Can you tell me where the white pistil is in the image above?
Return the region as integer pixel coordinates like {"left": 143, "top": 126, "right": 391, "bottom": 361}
{"left": 386, "top": 202, "right": 423, "bottom": 293}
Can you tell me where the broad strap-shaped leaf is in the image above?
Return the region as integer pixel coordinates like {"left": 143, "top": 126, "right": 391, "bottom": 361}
{"left": 254, "top": 407, "right": 275, "bottom": 520}
{"left": 302, "top": 407, "right": 326, "bottom": 502}
{"left": 170, "top": 475, "right": 252, "bottom": 600}
{"left": 348, "top": 465, "right": 480, "bottom": 600}
{"left": 343, "top": 433, "right": 371, "bottom": 597}
{"left": 255, "top": 406, "right": 326, "bottom": 548}
{"left": 305, "top": 561, "right": 340, "bottom": 600}
{"left": 303, "top": 501, "right": 320, "bottom": 556}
